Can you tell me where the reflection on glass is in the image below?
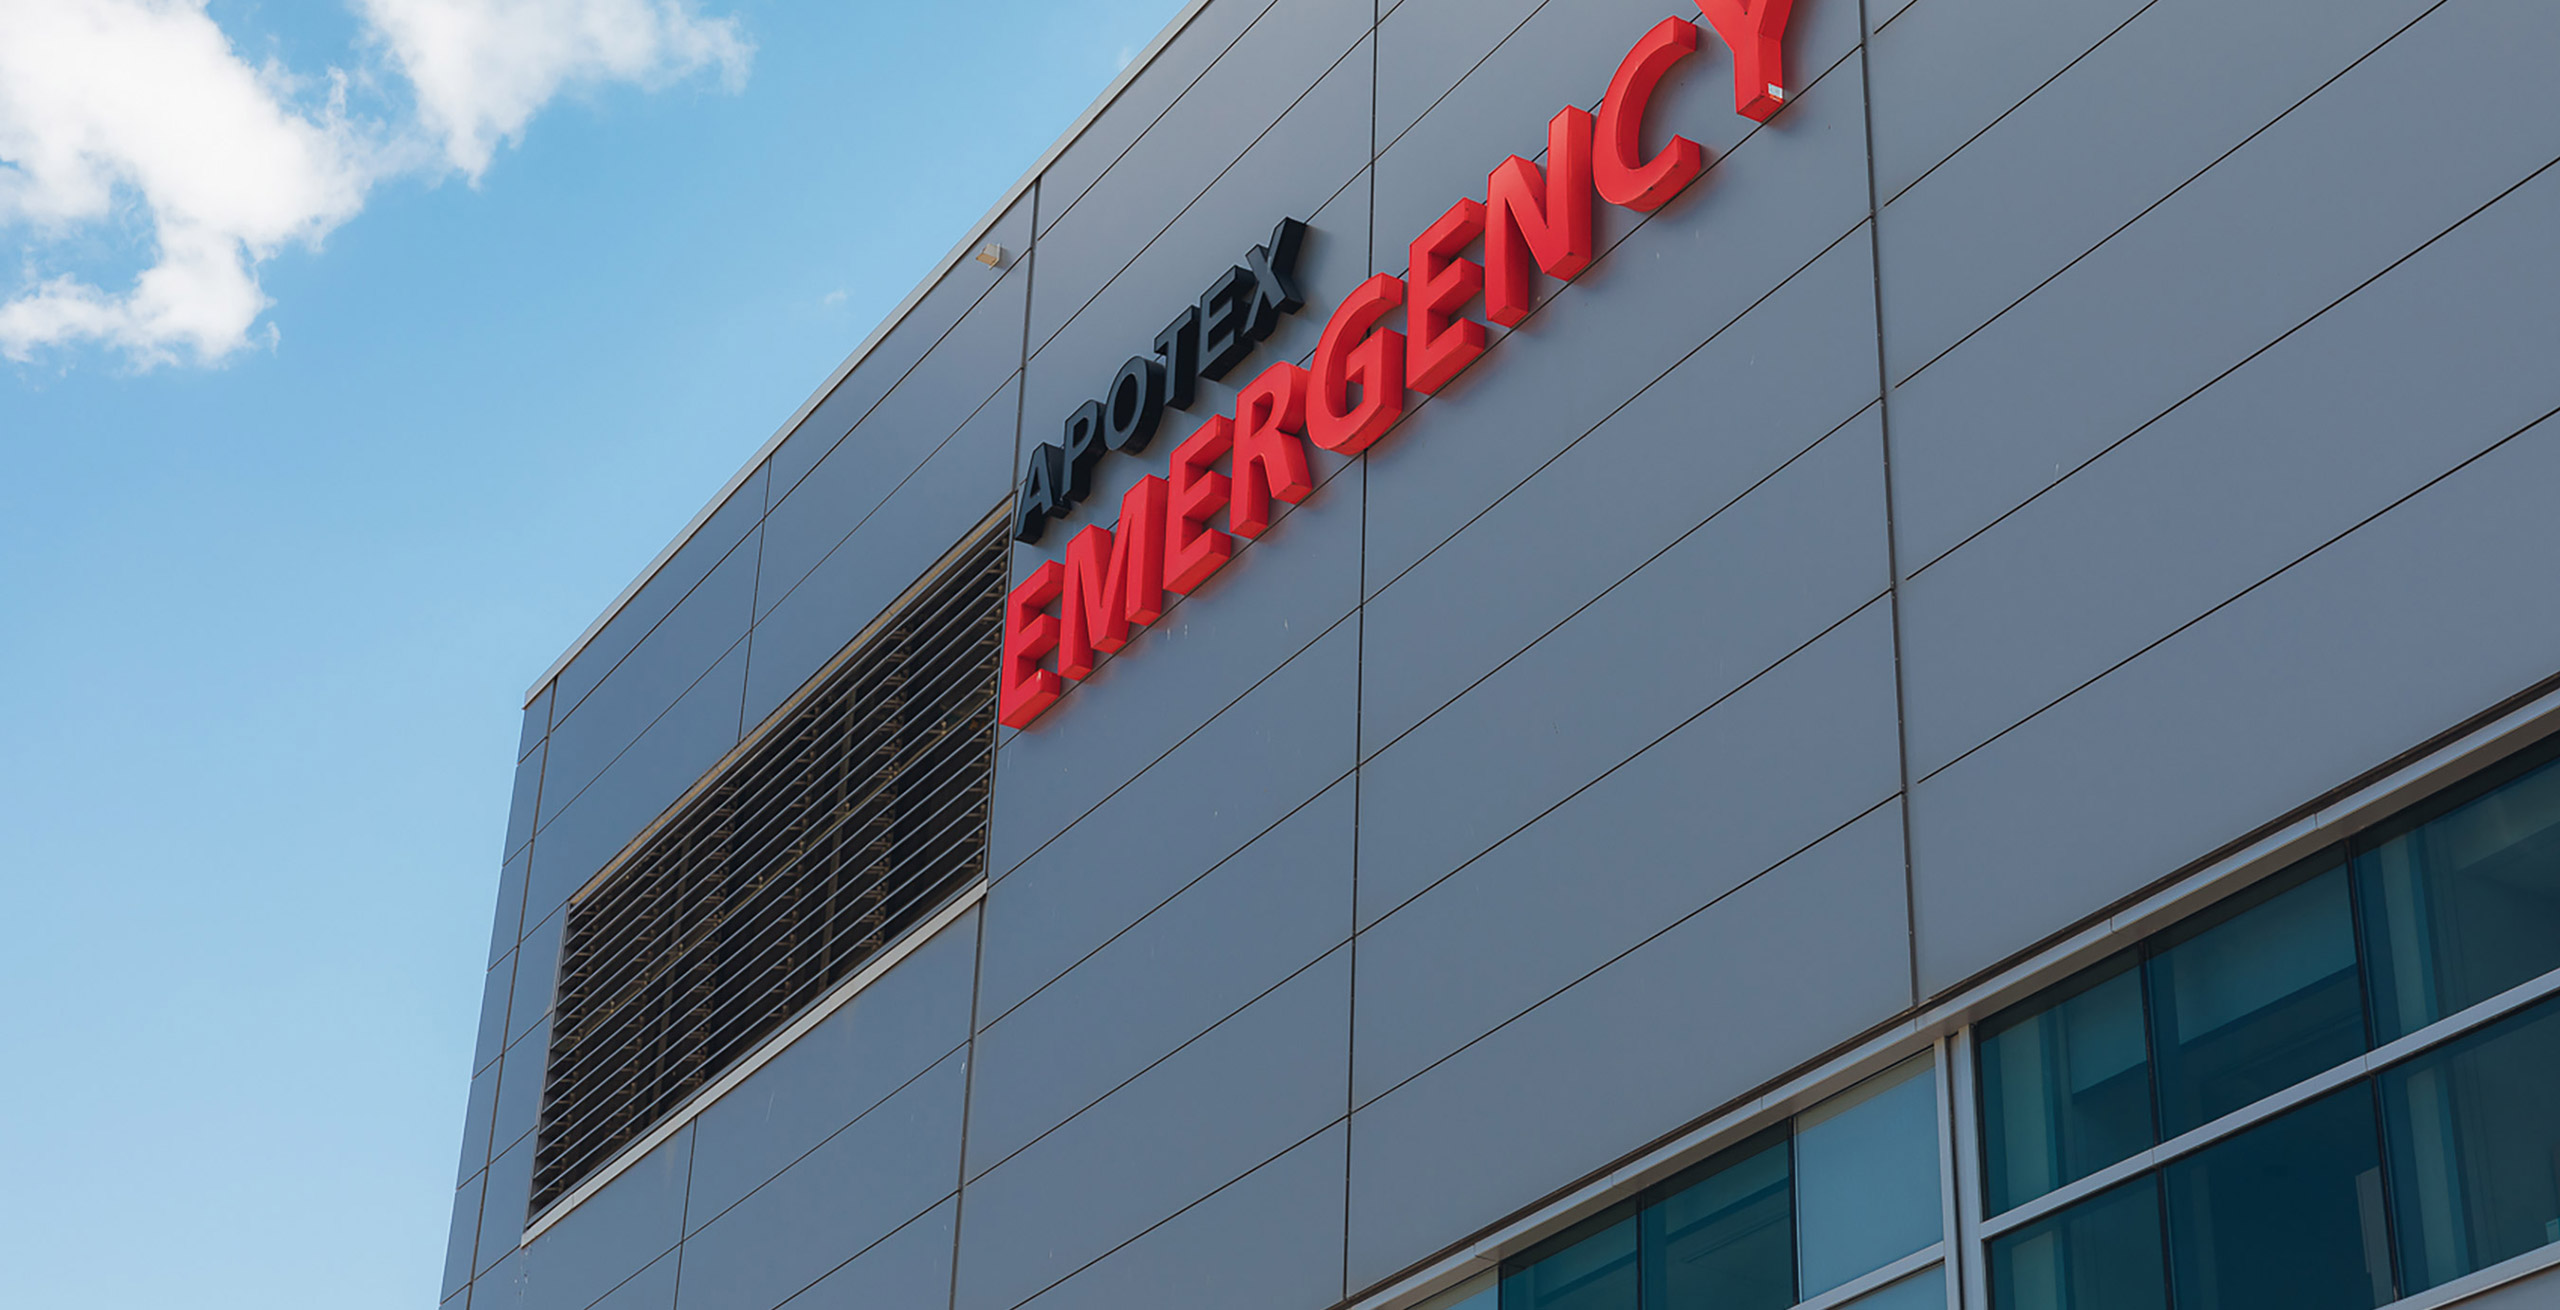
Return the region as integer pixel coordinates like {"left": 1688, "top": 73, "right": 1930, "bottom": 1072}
{"left": 2380, "top": 995, "right": 2560, "bottom": 1293}
{"left": 1796, "top": 1054, "right": 1943, "bottom": 1297}
{"left": 1644, "top": 1127, "right": 1792, "bottom": 1310}
{"left": 1418, "top": 1272, "right": 1498, "bottom": 1310}
{"left": 1978, "top": 956, "right": 2155, "bottom": 1214}
{"left": 1501, "top": 1211, "right": 1637, "bottom": 1310}
{"left": 2163, "top": 1083, "right": 2393, "bottom": 1310}
{"left": 2148, "top": 857, "right": 2367, "bottom": 1136}
{"left": 1987, "top": 1176, "right": 2166, "bottom": 1310}
{"left": 1843, "top": 1268, "right": 1948, "bottom": 1310}
{"left": 2358, "top": 748, "right": 2560, "bottom": 1042}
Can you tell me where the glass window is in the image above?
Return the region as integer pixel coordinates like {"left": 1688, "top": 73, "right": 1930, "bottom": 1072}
{"left": 2380, "top": 994, "right": 2560, "bottom": 1294}
{"left": 1643, "top": 1127, "right": 1793, "bottom": 1310}
{"left": 1978, "top": 956, "right": 2155, "bottom": 1214}
{"left": 1419, "top": 1272, "right": 1498, "bottom": 1310}
{"left": 1987, "top": 1176, "right": 2167, "bottom": 1310}
{"left": 2147, "top": 856, "right": 2367, "bottom": 1136}
{"left": 2358, "top": 747, "right": 2560, "bottom": 1042}
{"left": 2162, "top": 1083, "right": 2394, "bottom": 1310}
{"left": 1795, "top": 1055, "right": 1944, "bottom": 1298}
{"left": 1502, "top": 1210, "right": 1637, "bottom": 1310}
{"left": 1842, "top": 1268, "right": 1949, "bottom": 1309}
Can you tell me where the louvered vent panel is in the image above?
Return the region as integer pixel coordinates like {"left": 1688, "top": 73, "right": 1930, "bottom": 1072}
{"left": 530, "top": 514, "right": 1008, "bottom": 1216}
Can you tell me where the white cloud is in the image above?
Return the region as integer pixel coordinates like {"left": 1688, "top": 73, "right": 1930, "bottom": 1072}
{"left": 0, "top": 0, "right": 750, "bottom": 368}
{"left": 357, "top": 0, "right": 750, "bottom": 180}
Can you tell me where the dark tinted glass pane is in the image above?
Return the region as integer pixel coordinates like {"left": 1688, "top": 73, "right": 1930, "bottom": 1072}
{"left": 2163, "top": 1084, "right": 2395, "bottom": 1310}
{"left": 1987, "top": 1176, "right": 2166, "bottom": 1310}
{"left": 2148, "top": 858, "right": 2367, "bottom": 1135}
{"left": 2380, "top": 995, "right": 2560, "bottom": 1292}
{"left": 2358, "top": 749, "right": 2560, "bottom": 1042}
{"left": 1979, "top": 957, "right": 2155, "bottom": 1214}
{"left": 1503, "top": 1212, "right": 1637, "bottom": 1310}
{"left": 1643, "top": 1129, "right": 1792, "bottom": 1310}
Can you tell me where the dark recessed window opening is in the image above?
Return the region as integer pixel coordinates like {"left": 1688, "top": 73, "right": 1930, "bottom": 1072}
{"left": 530, "top": 513, "right": 1009, "bottom": 1217}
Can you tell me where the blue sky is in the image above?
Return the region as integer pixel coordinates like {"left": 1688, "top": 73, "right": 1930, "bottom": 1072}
{"left": 0, "top": 2, "right": 1187, "bottom": 1305}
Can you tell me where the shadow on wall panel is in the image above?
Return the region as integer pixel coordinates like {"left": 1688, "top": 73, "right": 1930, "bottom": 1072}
{"left": 744, "top": 383, "right": 1020, "bottom": 729}
{"left": 539, "top": 541, "right": 759, "bottom": 829}
{"left": 675, "top": 1050, "right": 966, "bottom": 1310}
{"left": 526, "top": 640, "right": 749, "bottom": 921}
{"left": 953, "top": 949, "right": 1351, "bottom": 1310}
{"left": 1345, "top": 800, "right": 1915, "bottom": 1292}
{"left": 1895, "top": 159, "right": 2560, "bottom": 779}
{"left": 684, "top": 910, "right": 978, "bottom": 1233}
{"left": 1027, "top": 0, "right": 1372, "bottom": 352}
{"left": 1356, "top": 429, "right": 1893, "bottom": 929}
{"left": 1880, "top": 0, "right": 2560, "bottom": 570}
{"left": 981, "top": 620, "right": 1360, "bottom": 1016}
{"left": 1874, "top": 0, "right": 2445, "bottom": 382}
{"left": 767, "top": 193, "right": 1033, "bottom": 499}
{"left": 1907, "top": 408, "right": 2560, "bottom": 996}
{"left": 1010, "top": 1123, "right": 1351, "bottom": 1310}
{"left": 511, "top": 1126, "right": 690, "bottom": 1310}
{"left": 1361, "top": 43, "right": 1875, "bottom": 600}
{"left": 775, "top": 1197, "right": 960, "bottom": 1310}
{"left": 1353, "top": 600, "right": 1905, "bottom": 1105}
{"left": 967, "top": 778, "right": 1355, "bottom": 1176}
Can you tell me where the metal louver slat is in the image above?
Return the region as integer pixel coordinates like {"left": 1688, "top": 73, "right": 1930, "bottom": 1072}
{"left": 528, "top": 512, "right": 1008, "bottom": 1216}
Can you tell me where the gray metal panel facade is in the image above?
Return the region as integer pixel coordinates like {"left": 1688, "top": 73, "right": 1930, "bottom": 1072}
{"left": 449, "top": 0, "right": 2560, "bottom": 1306}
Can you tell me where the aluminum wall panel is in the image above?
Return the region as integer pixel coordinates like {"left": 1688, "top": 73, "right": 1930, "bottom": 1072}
{"left": 1027, "top": 0, "right": 1373, "bottom": 353}
{"left": 1362, "top": 47, "right": 1873, "bottom": 598}
{"left": 987, "top": 479, "right": 1362, "bottom": 883}
{"left": 1009, "top": 1123, "right": 1350, "bottom": 1310}
{"left": 504, "top": 742, "right": 544, "bottom": 859}
{"left": 510, "top": 905, "right": 564, "bottom": 1047}
{"left": 742, "top": 377, "right": 1017, "bottom": 729}
{"left": 1355, "top": 601, "right": 1903, "bottom": 1103}
{"left": 675, "top": 1051, "right": 966, "bottom": 1310}
{"left": 1373, "top": 0, "right": 1544, "bottom": 150}
{"left": 686, "top": 912, "right": 978, "bottom": 1234}
{"left": 1020, "top": 45, "right": 1371, "bottom": 523}
{"left": 446, "top": 1171, "right": 484, "bottom": 1301}
{"left": 481, "top": 1134, "right": 537, "bottom": 1276}
{"left": 513, "top": 1128, "right": 691, "bottom": 1310}
{"left": 768, "top": 194, "right": 1032, "bottom": 499}
{"left": 1882, "top": 0, "right": 2560, "bottom": 569}
{"left": 1875, "top": 0, "right": 2436, "bottom": 381}
{"left": 525, "top": 640, "right": 748, "bottom": 920}
{"left": 1034, "top": 0, "right": 1287, "bottom": 233}
{"left": 492, "top": 1015, "right": 548, "bottom": 1159}
{"left": 952, "top": 950, "right": 1350, "bottom": 1310}
{"left": 1370, "top": 0, "right": 1862, "bottom": 280}
{"left": 540, "top": 543, "right": 758, "bottom": 828}
{"left": 1357, "top": 234, "right": 1882, "bottom": 754}
{"left": 1909, "top": 408, "right": 2560, "bottom": 994}
{"left": 1863, "top": 0, "right": 2144, "bottom": 200}
{"left": 459, "top": 1064, "right": 499, "bottom": 1187}
{"left": 519, "top": 684, "right": 552, "bottom": 761}
{"left": 475, "top": 952, "right": 512, "bottom": 1075}
{"left": 1346, "top": 802, "right": 1913, "bottom": 1289}
{"left": 1899, "top": 163, "right": 2560, "bottom": 777}
{"left": 551, "top": 466, "right": 767, "bottom": 728}
{"left": 489, "top": 846, "right": 529, "bottom": 969}
{"left": 981, "top": 622, "right": 1358, "bottom": 1019}
{"left": 1357, "top": 426, "right": 1892, "bottom": 927}
{"left": 586, "top": 1253, "right": 677, "bottom": 1310}
{"left": 967, "top": 778, "right": 1353, "bottom": 1178}
{"left": 770, "top": 1199, "right": 959, "bottom": 1310}
{"left": 756, "top": 262, "right": 1022, "bottom": 623}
